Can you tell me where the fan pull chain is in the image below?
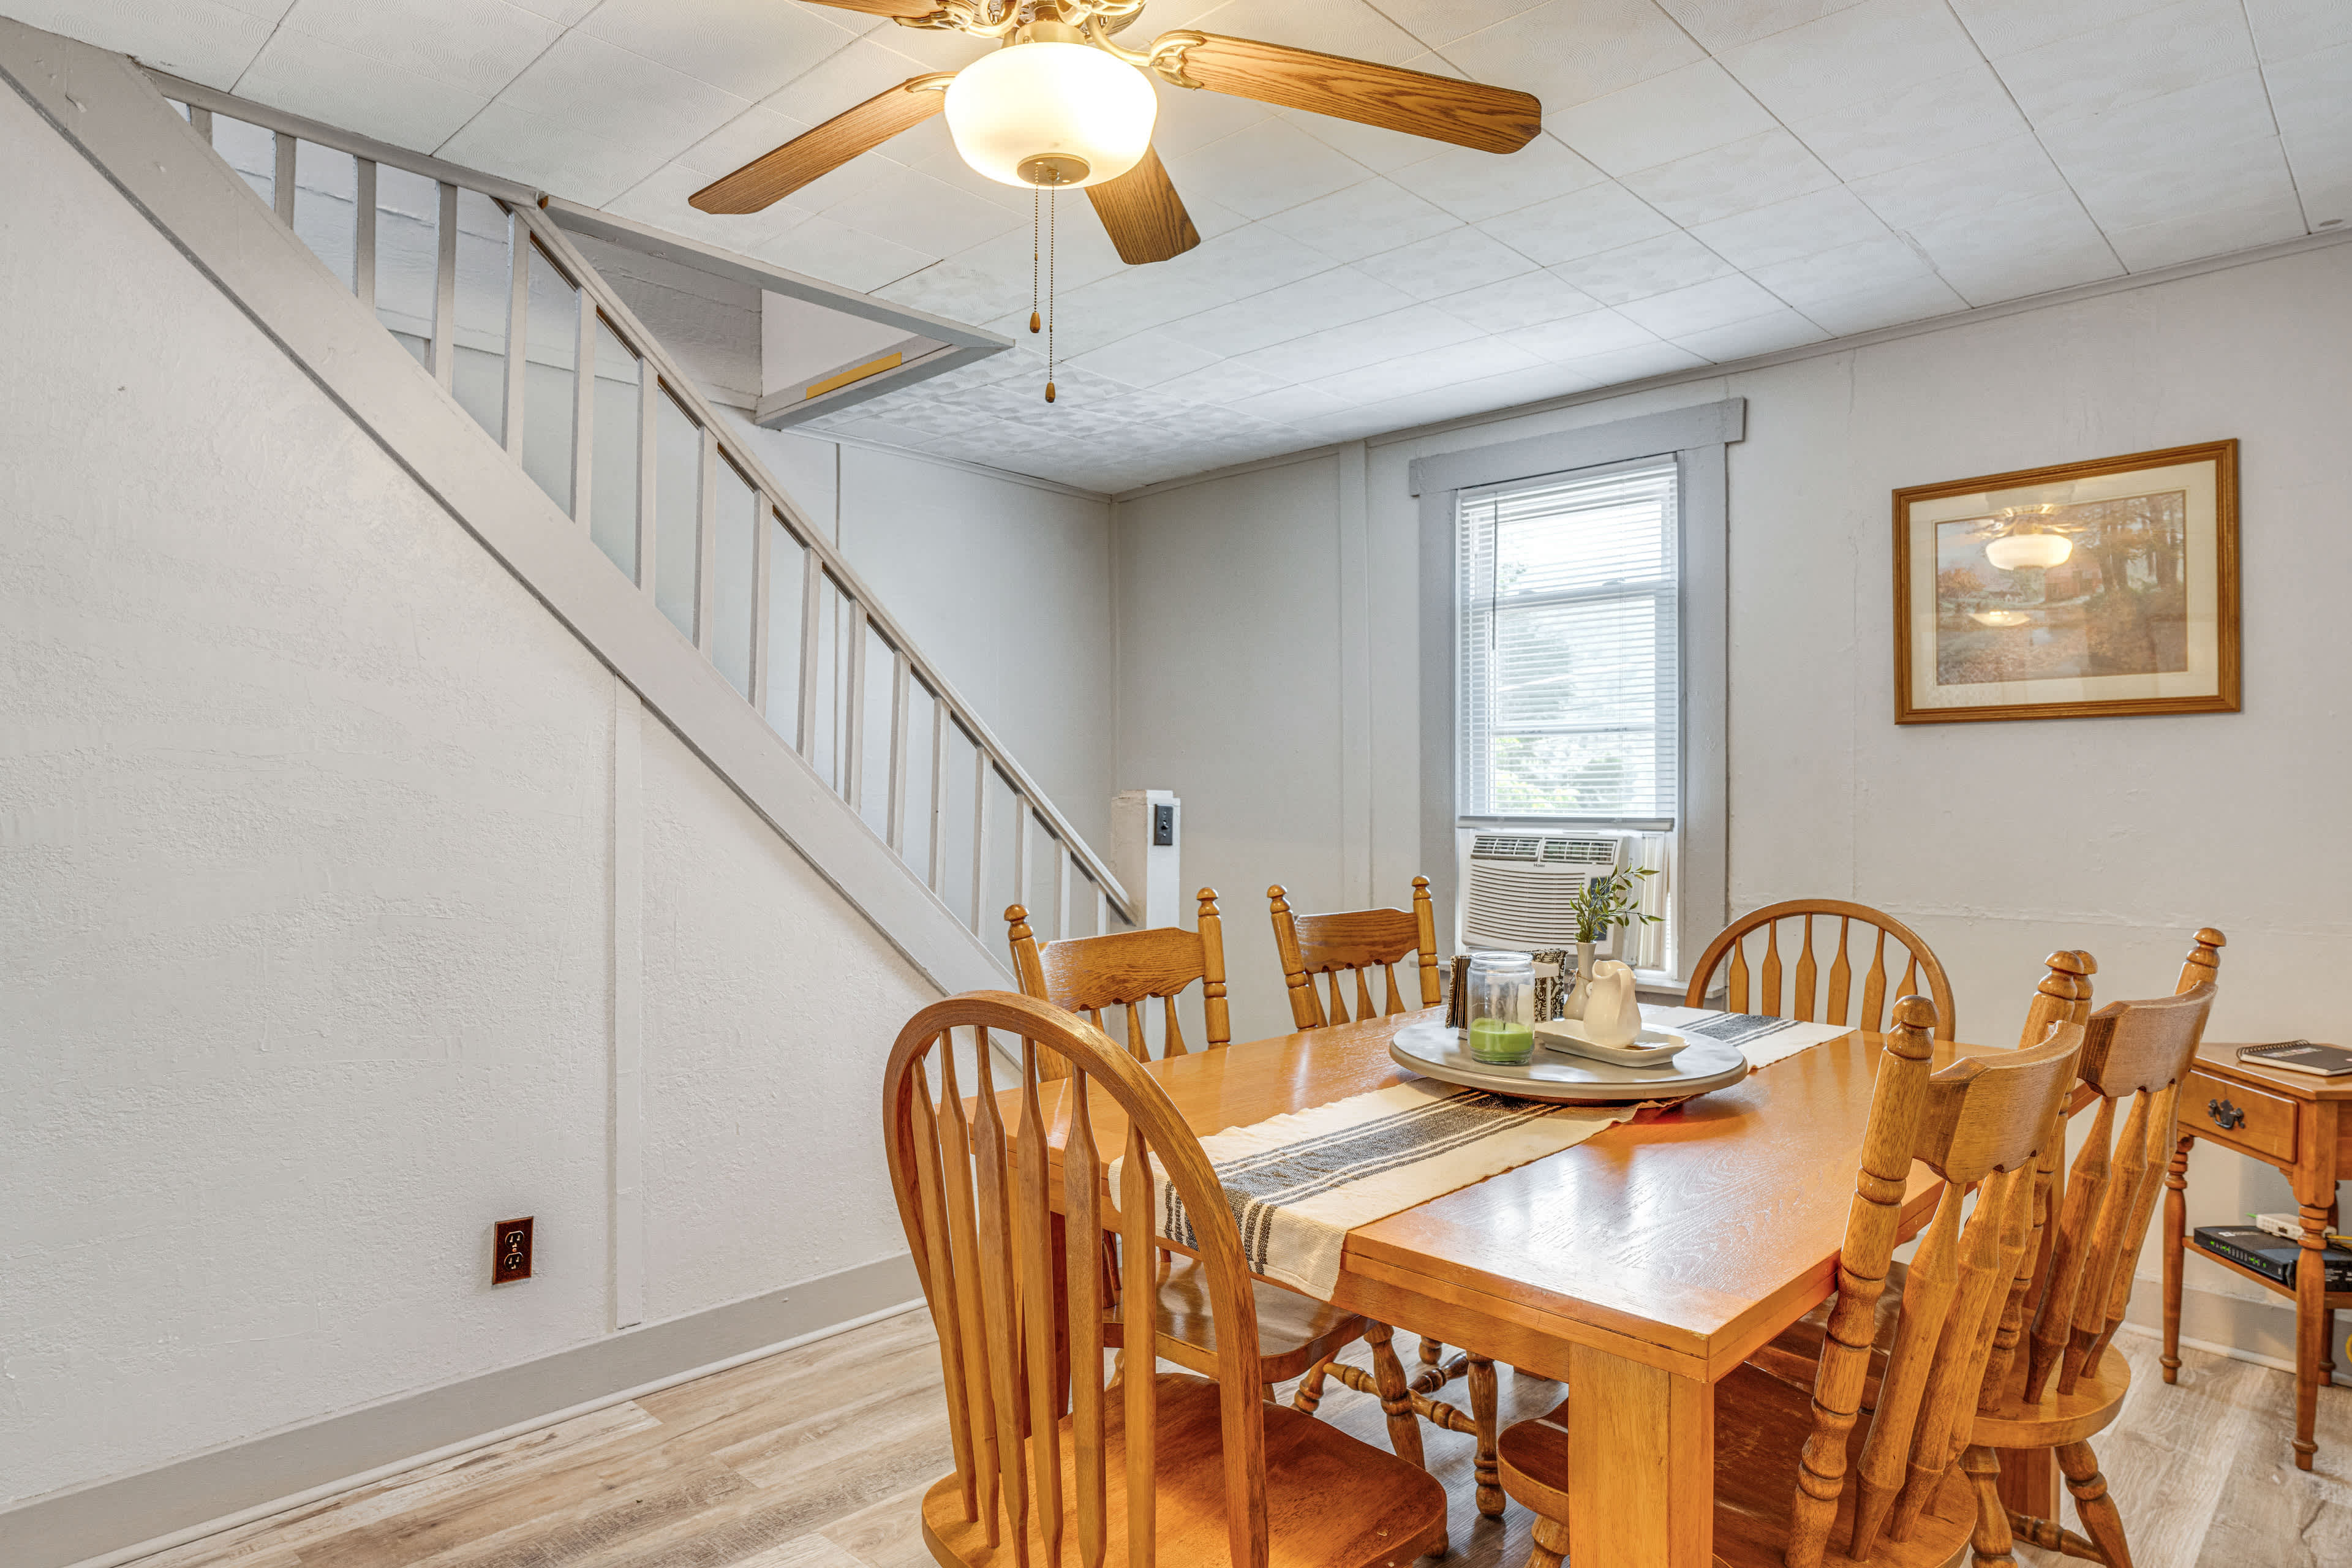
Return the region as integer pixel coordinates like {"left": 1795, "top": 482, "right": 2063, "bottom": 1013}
{"left": 1028, "top": 180, "right": 1041, "bottom": 336}
{"left": 1045, "top": 184, "right": 1058, "bottom": 404}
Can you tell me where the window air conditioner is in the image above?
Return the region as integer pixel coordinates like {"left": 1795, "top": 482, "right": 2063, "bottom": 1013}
{"left": 1455, "top": 828, "right": 1671, "bottom": 971}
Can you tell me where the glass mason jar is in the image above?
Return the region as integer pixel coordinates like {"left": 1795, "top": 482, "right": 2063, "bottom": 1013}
{"left": 1465, "top": 951, "right": 1536, "bottom": 1065}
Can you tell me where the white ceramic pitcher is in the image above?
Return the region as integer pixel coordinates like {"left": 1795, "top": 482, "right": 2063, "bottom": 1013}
{"left": 1581, "top": 959, "right": 1644, "bottom": 1047}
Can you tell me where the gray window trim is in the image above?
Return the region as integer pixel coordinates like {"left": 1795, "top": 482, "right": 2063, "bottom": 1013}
{"left": 1414, "top": 398, "right": 1741, "bottom": 986}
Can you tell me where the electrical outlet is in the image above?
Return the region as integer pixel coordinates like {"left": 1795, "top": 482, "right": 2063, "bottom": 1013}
{"left": 1153, "top": 802, "right": 1175, "bottom": 846}
{"left": 493, "top": 1216, "right": 533, "bottom": 1284}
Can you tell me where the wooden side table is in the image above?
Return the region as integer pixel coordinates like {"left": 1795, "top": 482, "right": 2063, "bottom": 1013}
{"left": 2163, "top": 1040, "right": 2349, "bottom": 1469}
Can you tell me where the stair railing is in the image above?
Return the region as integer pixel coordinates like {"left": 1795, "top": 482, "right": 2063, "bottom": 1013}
{"left": 147, "top": 74, "right": 1133, "bottom": 946}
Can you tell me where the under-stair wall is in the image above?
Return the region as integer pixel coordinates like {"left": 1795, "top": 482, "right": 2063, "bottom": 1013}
{"left": 0, "top": 22, "right": 1114, "bottom": 1566}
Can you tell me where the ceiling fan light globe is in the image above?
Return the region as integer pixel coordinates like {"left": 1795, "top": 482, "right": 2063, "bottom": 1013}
{"left": 944, "top": 42, "right": 1156, "bottom": 189}
{"left": 1983, "top": 532, "right": 2072, "bottom": 571}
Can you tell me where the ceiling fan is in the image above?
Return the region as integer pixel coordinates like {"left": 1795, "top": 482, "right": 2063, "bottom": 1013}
{"left": 689, "top": 0, "right": 1544, "bottom": 266}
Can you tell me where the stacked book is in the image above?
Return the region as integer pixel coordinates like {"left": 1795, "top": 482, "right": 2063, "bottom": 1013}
{"left": 2193, "top": 1225, "right": 2352, "bottom": 1291}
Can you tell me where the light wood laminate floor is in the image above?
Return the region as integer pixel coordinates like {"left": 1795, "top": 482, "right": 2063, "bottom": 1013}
{"left": 131, "top": 1312, "right": 2352, "bottom": 1568}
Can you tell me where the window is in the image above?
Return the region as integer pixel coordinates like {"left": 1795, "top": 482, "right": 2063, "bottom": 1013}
{"left": 1456, "top": 457, "right": 1679, "bottom": 823}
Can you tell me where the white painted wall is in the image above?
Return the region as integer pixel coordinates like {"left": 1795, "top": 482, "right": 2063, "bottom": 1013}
{"left": 0, "top": 83, "right": 951, "bottom": 1510}
{"left": 1113, "top": 239, "right": 2352, "bottom": 1360}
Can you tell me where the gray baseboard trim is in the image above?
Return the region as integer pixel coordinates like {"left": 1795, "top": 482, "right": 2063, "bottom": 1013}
{"left": 2, "top": 1254, "right": 922, "bottom": 1568}
{"left": 2122, "top": 1273, "right": 2352, "bottom": 1375}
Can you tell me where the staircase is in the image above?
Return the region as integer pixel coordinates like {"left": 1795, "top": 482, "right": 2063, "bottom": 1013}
{"left": 0, "top": 23, "right": 1131, "bottom": 992}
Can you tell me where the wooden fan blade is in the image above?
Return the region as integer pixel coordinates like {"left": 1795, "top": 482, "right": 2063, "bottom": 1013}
{"left": 690, "top": 75, "right": 951, "bottom": 214}
{"left": 1167, "top": 33, "right": 1539, "bottom": 154}
{"left": 798, "top": 0, "right": 946, "bottom": 17}
{"left": 1085, "top": 146, "right": 1200, "bottom": 265}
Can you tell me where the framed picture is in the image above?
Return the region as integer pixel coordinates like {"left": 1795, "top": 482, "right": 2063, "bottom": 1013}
{"left": 1894, "top": 440, "right": 2239, "bottom": 724}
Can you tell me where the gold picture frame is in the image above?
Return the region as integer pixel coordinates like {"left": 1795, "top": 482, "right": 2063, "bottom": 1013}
{"left": 1894, "top": 441, "right": 2240, "bottom": 725}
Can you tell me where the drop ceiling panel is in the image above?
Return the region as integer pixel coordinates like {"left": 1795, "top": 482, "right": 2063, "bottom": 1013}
{"left": 43, "top": 0, "right": 2345, "bottom": 493}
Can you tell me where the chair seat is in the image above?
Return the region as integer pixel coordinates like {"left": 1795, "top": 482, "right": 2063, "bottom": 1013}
{"left": 921, "top": 1372, "right": 1449, "bottom": 1568}
{"left": 1496, "top": 1364, "right": 1978, "bottom": 1568}
{"left": 1107, "top": 1256, "right": 1369, "bottom": 1381}
{"left": 1969, "top": 1334, "right": 2131, "bottom": 1449}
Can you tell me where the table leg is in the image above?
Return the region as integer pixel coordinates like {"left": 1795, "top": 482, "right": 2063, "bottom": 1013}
{"left": 2291, "top": 1105, "right": 2339, "bottom": 1472}
{"left": 2162, "top": 1134, "right": 2191, "bottom": 1384}
{"left": 1566, "top": 1344, "right": 1714, "bottom": 1568}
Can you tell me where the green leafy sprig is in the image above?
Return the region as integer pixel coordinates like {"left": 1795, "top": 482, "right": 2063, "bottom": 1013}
{"left": 1568, "top": 866, "right": 1662, "bottom": 945}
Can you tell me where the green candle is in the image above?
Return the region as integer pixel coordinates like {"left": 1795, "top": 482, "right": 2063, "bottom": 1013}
{"left": 1468, "top": 1016, "right": 1534, "bottom": 1065}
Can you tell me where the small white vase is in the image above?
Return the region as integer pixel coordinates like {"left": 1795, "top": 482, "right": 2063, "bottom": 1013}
{"left": 1562, "top": 940, "right": 1598, "bottom": 1019}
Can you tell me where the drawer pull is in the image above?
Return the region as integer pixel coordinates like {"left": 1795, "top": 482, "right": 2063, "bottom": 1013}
{"left": 2207, "top": 1097, "right": 2247, "bottom": 1132}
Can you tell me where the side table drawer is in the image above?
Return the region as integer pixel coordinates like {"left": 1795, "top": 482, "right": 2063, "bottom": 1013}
{"left": 2183, "top": 1068, "right": 2297, "bottom": 1164}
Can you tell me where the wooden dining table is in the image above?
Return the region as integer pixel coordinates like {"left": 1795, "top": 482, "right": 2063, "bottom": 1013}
{"left": 1007, "top": 1004, "right": 2011, "bottom": 1568}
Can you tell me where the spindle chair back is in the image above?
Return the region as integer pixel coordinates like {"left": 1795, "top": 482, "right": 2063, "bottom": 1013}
{"left": 1006, "top": 890, "right": 1229, "bottom": 1074}
{"left": 1686, "top": 900, "right": 1958, "bottom": 1041}
{"left": 1786, "top": 996, "right": 2081, "bottom": 1568}
{"left": 2019, "top": 962, "right": 2220, "bottom": 1406}
{"left": 1267, "top": 877, "right": 1441, "bottom": 1031}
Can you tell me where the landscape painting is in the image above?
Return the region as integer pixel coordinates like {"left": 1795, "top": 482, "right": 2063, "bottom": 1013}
{"left": 1894, "top": 442, "right": 2239, "bottom": 723}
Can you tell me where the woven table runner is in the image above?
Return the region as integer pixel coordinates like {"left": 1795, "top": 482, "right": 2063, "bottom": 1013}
{"left": 1113, "top": 1005, "right": 1863, "bottom": 1300}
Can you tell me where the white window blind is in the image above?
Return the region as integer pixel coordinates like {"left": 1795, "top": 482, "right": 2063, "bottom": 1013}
{"left": 1457, "top": 457, "right": 1679, "bottom": 821}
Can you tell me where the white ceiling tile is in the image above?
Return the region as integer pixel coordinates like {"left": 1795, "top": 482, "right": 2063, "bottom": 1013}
{"left": 1066, "top": 330, "right": 1228, "bottom": 388}
{"left": 504, "top": 0, "right": 606, "bottom": 25}
{"left": 1355, "top": 226, "right": 1540, "bottom": 299}
{"left": 1046, "top": 265, "right": 1242, "bottom": 347}
{"left": 2100, "top": 190, "right": 2310, "bottom": 267}
{"left": 1846, "top": 132, "right": 2071, "bottom": 228}
{"left": 1152, "top": 358, "right": 1300, "bottom": 405}
{"left": 671, "top": 105, "right": 820, "bottom": 181}
{"left": 1150, "top": 222, "right": 1338, "bottom": 296}
{"left": 1544, "top": 61, "right": 1779, "bottom": 177}
{"left": 1719, "top": 0, "right": 1983, "bottom": 121}
{"left": 1165, "top": 119, "right": 1370, "bottom": 219}
{"left": 1947, "top": 0, "right": 2176, "bottom": 58}
{"left": 1687, "top": 185, "right": 1893, "bottom": 269}
{"left": 1165, "top": 269, "right": 1420, "bottom": 358}
{"left": 1478, "top": 180, "right": 1676, "bottom": 265}
{"left": 760, "top": 212, "right": 937, "bottom": 292}
{"left": 1442, "top": 0, "right": 1707, "bottom": 110}
{"left": 270, "top": 0, "right": 562, "bottom": 100}
{"left": 806, "top": 167, "right": 1027, "bottom": 254}
{"left": 1501, "top": 309, "right": 1667, "bottom": 361}
{"left": 1303, "top": 334, "right": 1548, "bottom": 403}
{"left": 1144, "top": 81, "right": 1276, "bottom": 159}
{"left": 1546, "top": 230, "right": 1737, "bottom": 303}
{"left": 1258, "top": 179, "right": 1461, "bottom": 262}
{"left": 1278, "top": 99, "right": 1463, "bottom": 175}
{"left": 1389, "top": 135, "right": 1607, "bottom": 223}
{"left": 1362, "top": 0, "right": 1553, "bottom": 51}
{"left": 437, "top": 100, "right": 668, "bottom": 204}
{"left": 1746, "top": 232, "right": 1936, "bottom": 304}
{"left": 2242, "top": 0, "right": 2352, "bottom": 61}
{"left": 1992, "top": 0, "right": 2258, "bottom": 131}
{"left": 1427, "top": 270, "right": 1605, "bottom": 331}
{"left": 1795, "top": 270, "right": 1969, "bottom": 332}
{"left": 771, "top": 150, "right": 912, "bottom": 220}
{"left": 230, "top": 24, "right": 487, "bottom": 152}
{"left": 1785, "top": 64, "right": 2030, "bottom": 182}
{"left": 2267, "top": 42, "right": 2352, "bottom": 140}
{"left": 863, "top": 21, "right": 996, "bottom": 74}
{"left": 1618, "top": 129, "right": 1839, "bottom": 227}
{"left": 576, "top": 0, "right": 864, "bottom": 100}
{"left": 602, "top": 162, "right": 816, "bottom": 254}
{"left": 2037, "top": 71, "right": 2281, "bottom": 186}
{"left": 1901, "top": 189, "right": 2124, "bottom": 301}
{"left": 1615, "top": 274, "right": 1787, "bottom": 334}
{"left": 480, "top": 32, "right": 750, "bottom": 176}
{"left": 762, "top": 35, "right": 944, "bottom": 126}
{"left": 1225, "top": 303, "right": 1486, "bottom": 382}
{"left": 1184, "top": 0, "right": 1433, "bottom": 66}
{"left": 1672, "top": 307, "right": 1833, "bottom": 360}
{"left": 1545, "top": 339, "right": 1712, "bottom": 385}
{"left": 1656, "top": 0, "right": 1872, "bottom": 53}
{"left": 2283, "top": 119, "right": 2352, "bottom": 224}
{"left": 2065, "top": 132, "right": 2299, "bottom": 232}
{"left": 1229, "top": 385, "right": 1366, "bottom": 423}
{"left": 7, "top": 0, "right": 280, "bottom": 89}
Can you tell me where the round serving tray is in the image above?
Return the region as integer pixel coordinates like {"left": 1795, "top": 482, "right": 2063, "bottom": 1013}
{"left": 1389, "top": 1019, "right": 1750, "bottom": 1105}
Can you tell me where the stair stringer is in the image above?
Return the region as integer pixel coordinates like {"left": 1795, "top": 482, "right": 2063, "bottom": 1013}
{"left": 0, "top": 20, "right": 1011, "bottom": 998}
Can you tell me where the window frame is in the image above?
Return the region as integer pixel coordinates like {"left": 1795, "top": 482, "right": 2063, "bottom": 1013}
{"left": 1413, "top": 399, "right": 1741, "bottom": 988}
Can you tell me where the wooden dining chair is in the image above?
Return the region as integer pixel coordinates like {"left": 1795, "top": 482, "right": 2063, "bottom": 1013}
{"left": 1006, "top": 897, "right": 1430, "bottom": 1492}
{"left": 1497, "top": 993, "right": 2084, "bottom": 1568}
{"left": 883, "top": 990, "right": 1450, "bottom": 1567}
{"left": 1265, "top": 878, "right": 1502, "bottom": 1517}
{"left": 1973, "top": 933, "right": 2222, "bottom": 1568}
{"left": 1006, "top": 889, "right": 1230, "bottom": 1076}
{"left": 1687, "top": 899, "right": 1958, "bottom": 1041}
{"left": 1267, "top": 878, "right": 1441, "bottom": 1030}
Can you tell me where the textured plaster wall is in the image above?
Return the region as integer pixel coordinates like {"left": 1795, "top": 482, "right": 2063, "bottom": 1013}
{"left": 1114, "top": 241, "right": 2352, "bottom": 1359}
{"left": 0, "top": 83, "right": 935, "bottom": 1507}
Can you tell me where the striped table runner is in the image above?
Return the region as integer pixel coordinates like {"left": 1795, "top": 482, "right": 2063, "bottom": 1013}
{"left": 1118, "top": 1006, "right": 1862, "bottom": 1301}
